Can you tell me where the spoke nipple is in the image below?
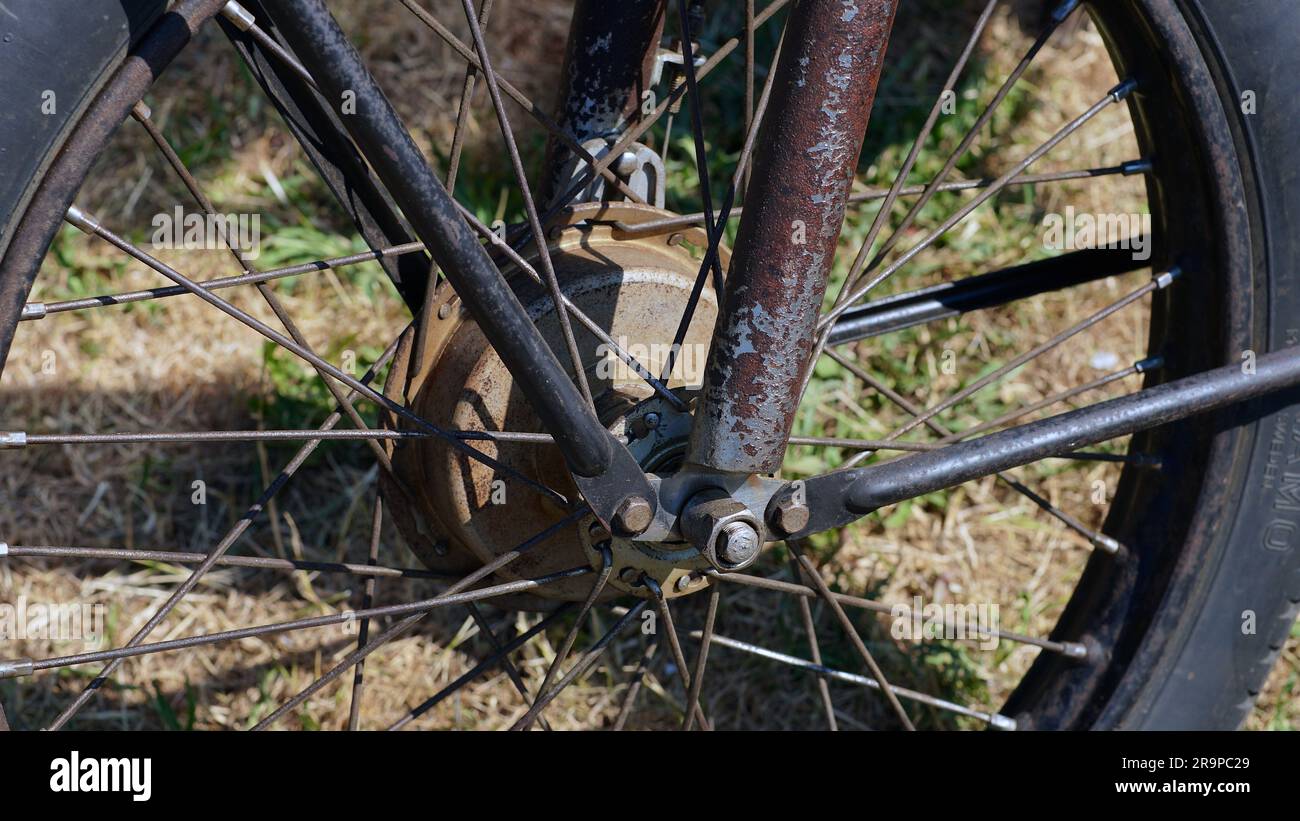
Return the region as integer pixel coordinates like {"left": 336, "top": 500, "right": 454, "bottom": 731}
{"left": 131, "top": 100, "right": 152, "bottom": 121}
{"left": 988, "top": 713, "right": 1018, "bottom": 731}
{"left": 0, "top": 432, "right": 27, "bottom": 449}
{"left": 64, "top": 205, "right": 101, "bottom": 235}
{"left": 1121, "top": 158, "right": 1154, "bottom": 176}
{"left": 1134, "top": 355, "right": 1164, "bottom": 373}
{"left": 220, "top": 0, "right": 256, "bottom": 32}
{"left": 0, "top": 541, "right": 8, "bottom": 556}
{"left": 1111, "top": 78, "right": 1139, "bottom": 102}
{"left": 0, "top": 658, "right": 34, "bottom": 679}
{"left": 21, "top": 302, "right": 46, "bottom": 321}
{"left": 1062, "top": 641, "right": 1090, "bottom": 660}
{"left": 1154, "top": 266, "right": 1181, "bottom": 289}
{"left": 1051, "top": 0, "right": 1080, "bottom": 24}
{"left": 1092, "top": 533, "right": 1122, "bottom": 554}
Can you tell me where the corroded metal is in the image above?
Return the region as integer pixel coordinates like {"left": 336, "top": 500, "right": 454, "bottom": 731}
{"left": 542, "top": 0, "right": 668, "bottom": 206}
{"left": 381, "top": 203, "right": 723, "bottom": 604}
{"left": 687, "top": 0, "right": 899, "bottom": 473}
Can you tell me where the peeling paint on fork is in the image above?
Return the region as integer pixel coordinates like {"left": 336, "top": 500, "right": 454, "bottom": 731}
{"left": 686, "top": 0, "right": 900, "bottom": 474}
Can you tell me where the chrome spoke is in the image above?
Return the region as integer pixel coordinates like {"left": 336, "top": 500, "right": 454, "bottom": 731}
{"left": 510, "top": 600, "right": 649, "bottom": 731}
{"left": 459, "top": 0, "right": 595, "bottom": 408}
{"left": 4, "top": 567, "right": 591, "bottom": 677}
{"left": 250, "top": 509, "right": 589, "bottom": 729}
{"left": 698, "top": 631, "right": 1016, "bottom": 729}
{"left": 346, "top": 496, "right": 385, "bottom": 730}
{"left": 40, "top": 332, "right": 404, "bottom": 731}
{"left": 64, "top": 206, "right": 568, "bottom": 507}
{"left": 790, "top": 542, "right": 915, "bottom": 730}
{"left": 789, "top": 558, "right": 837, "bottom": 730}
{"left": 711, "top": 568, "right": 1087, "bottom": 658}
{"left": 829, "top": 348, "right": 1123, "bottom": 552}
{"left": 387, "top": 605, "right": 573, "bottom": 731}
{"left": 680, "top": 583, "right": 719, "bottom": 731}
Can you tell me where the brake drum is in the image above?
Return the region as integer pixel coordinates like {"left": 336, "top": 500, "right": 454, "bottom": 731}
{"left": 380, "top": 203, "right": 724, "bottom": 604}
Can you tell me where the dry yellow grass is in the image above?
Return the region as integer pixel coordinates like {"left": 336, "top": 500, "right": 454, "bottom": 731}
{"left": 0, "top": 0, "right": 1294, "bottom": 731}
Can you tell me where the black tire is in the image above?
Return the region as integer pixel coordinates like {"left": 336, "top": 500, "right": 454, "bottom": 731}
{"left": 0, "top": 0, "right": 1296, "bottom": 729}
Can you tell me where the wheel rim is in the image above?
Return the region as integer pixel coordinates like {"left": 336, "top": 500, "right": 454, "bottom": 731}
{"left": 0, "top": 0, "right": 1255, "bottom": 729}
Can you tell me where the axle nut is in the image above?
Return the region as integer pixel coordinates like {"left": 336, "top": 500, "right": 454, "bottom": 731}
{"left": 679, "top": 488, "right": 764, "bottom": 571}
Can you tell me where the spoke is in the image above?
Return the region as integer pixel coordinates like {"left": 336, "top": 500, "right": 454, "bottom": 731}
{"left": 697, "top": 631, "right": 1016, "bottom": 729}
{"left": 842, "top": 0, "right": 1084, "bottom": 299}
{"left": 40, "top": 332, "right": 403, "bottom": 731}
{"left": 826, "top": 0, "right": 998, "bottom": 327}
{"left": 533, "top": 544, "right": 614, "bottom": 712}
{"left": 64, "top": 206, "right": 568, "bottom": 508}
{"left": 829, "top": 348, "right": 1122, "bottom": 552}
{"left": 454, "top": 203, "right": 686, "bottom": 411}
{"left": 675, "top": 0, "right": 722, "bottom": 294}
{"left": 819, "top": 77, "right": 1138, "bottom": 330}
{"left": 465, "top": 602, "right": 552, "bottom": 731}
{"left": 825, "top": 245, "right": 1153, "bottom": 347}
{"left": 4, "top": 429, "right": 548, "bottom": 446}
{"left": 788, "top": 558, "right": 836, "bottom": 730}
{"left": 4, "top": 566, "right": 591, "bottom": 677}
{"left": 346, "top": 496, "right": 384, "bottom": 730}
{"left": 539, "top": 0, "right": 792, "bottom": 228}
{"left": 881, "top": 268, "right": 1174, "bottom": 442}
{"left": 220, "top": 0, "right": 319, "bottom": 90}
{"left": 510, "top": 600, "right": 649, "bottom": 731}
{"left": 788, "top": 434, "right": 1157, "bottom": 466}
{"left": 445, "top": 0, "right": 494, "bottom": 194}
{"left": 130, "top": 104, "right": 401, "bottom": 474}
{"left": 659, "top": 21, "right": 786, "bottom": 382}
{"left": 250, "top": 509, "right": 589, "bottom": 729}
{"left": 711, "top": 569, "right": 1087, "bottom": 657}
{"left": 680, "top": 583, "right": 718, "bottom": 731}
{"left": 645, "top": 577, "right": 712, "bottom": 730}
{"left": 790, "top": 542, "right": 915, "bottom": 730}
{"left": 939, "top": 357, "right": 1160, "bottom": 442}
{"left": 609, "top": 160, "right": 1153, "bottom": 240}
{"left": 397, "top": 0, "right": 646, "bottom": 206}
{"left": 387, "top": 604, "right": 573, "bottom": 730}
{"left": 459, "top": 0, "right": 594, "bottom": 409}
{"left": 21, "top": 241, "right": 425, "bottom": 321}
{"left": 2, "top": 545, "right": 450, "bottom": 581}
{"left": 612, "top": 636, "right": 659, "bottom": 731}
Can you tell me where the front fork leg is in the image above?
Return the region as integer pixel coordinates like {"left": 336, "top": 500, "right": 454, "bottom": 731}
{"left": 687, "top": 0, "right": 900, "bottom": 474}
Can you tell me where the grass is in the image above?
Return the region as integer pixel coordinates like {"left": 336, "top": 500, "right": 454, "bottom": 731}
{"left": 0, "top": 0, "right": 1293, "bottom": 731}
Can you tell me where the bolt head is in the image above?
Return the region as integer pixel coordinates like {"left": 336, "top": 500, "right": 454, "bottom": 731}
{"left": 769, "top": 496, "right": 811, "bottom": 536}
{"left": 716, "top": 521, "right": 760, "bottom": 566}
{"left": 613, "top": 496, "right": 654, "bottom": 535}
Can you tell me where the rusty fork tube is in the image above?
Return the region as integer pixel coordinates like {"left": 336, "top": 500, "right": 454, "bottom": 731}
{"left": 686, "top": 0, "right": 899, "bottom": 473}
{"left": 541, "top": 0, "right": 668, "bottom": 206}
